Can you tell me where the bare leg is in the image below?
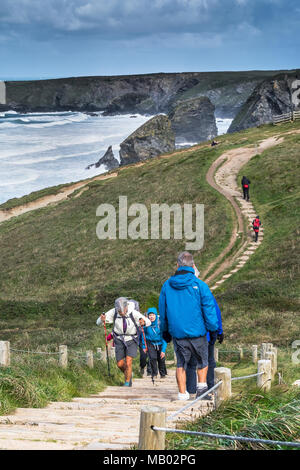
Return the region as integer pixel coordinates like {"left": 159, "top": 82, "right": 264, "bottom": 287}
{"left": 117, "top": 359, "right": 126, "bottom": 374}
{"left": 125, "top": 356, "right": 133, "bottom": 382}
{"left": 197, "top": 366, "right": 208, "bottom": 384}
{"left": 176, "top": 367, "right": 187, "bottom": 393}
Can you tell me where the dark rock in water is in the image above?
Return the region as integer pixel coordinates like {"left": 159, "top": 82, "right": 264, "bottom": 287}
{"left": 119, "top": 115, "right": 175, "bottom": 166}
{"left": 130, "top": 115, "right": 137, "bottom": 118}
{"left": 86, "top": 146, "right": 119, "bottom": 171}
{"left": 168, "top": 97, "right": 217, "bottom": 144}
{"left": 228, "top": 73, "right": 300, "bottom": 133}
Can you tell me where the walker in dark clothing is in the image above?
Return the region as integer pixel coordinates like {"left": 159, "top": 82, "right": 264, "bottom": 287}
{"left": 241, "top": 176, "right": 251, "bottom": 201}
{"left": 186, "top": 297, "right": 223, "bottom": 394}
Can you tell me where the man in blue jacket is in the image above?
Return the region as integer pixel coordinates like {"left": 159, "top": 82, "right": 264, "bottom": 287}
{"left": 141, "top": 307, "right": 167, "bottom": 379}
{"left": 159, "top": 251, "right": 218, "bottom": 401}
{"left": 186, "top": 296, "right": 224, "bottom": 397}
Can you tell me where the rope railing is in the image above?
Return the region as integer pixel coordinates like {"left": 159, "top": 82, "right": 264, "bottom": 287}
{"left": 151, "top": 426, "right": 300, "bottom": 449}
{"left": 231, "top": 372, "right": 263, "bottom": 381}
{"left": 166, "top": 381, "right": 223, "bottom": 422}
{"left": 138, "top": 344, "right": 282, "bottom": 450}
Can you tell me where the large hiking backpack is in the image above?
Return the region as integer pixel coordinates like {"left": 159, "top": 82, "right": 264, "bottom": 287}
{"left": 112, "top": 310, "right": 141, "bottom": 344}
{"left": 253, "top": 218, "right": 260, "bottom": 230}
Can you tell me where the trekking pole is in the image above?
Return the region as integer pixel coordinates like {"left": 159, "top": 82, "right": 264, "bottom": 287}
{"left": 141, "top": 325, "right": 155, "bottom": 386}
{"left": 103, "top": 314, "right": 111, "bottom": 377}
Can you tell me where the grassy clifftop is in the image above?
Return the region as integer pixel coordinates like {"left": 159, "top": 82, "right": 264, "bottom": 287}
{"left": 0, "top": 121, "right": 299, "bottom": 351}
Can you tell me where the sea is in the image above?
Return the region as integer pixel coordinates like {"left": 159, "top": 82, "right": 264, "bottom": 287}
{"left": 0, "top": 111, "right": 232, "bottom": 205}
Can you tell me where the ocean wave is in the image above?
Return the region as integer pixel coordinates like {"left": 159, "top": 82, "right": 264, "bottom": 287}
{"left": 0, "top": 170, "right": 39, "bottom": 187}
{"left": 9, "top": 149, "right": 99, "bottom": 165}
{"left": 0, "top": 112, "right": 89, "bottom": 128}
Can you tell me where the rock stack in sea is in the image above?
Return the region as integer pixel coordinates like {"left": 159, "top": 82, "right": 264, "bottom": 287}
{"left": 119, "top": 114, "right": 175, "bottom": 166}
{"left": 86, "top": 145, "right": 119, "bottom": 171}
{"left": 168, "top": 96, "right": 218, "bottom": 144}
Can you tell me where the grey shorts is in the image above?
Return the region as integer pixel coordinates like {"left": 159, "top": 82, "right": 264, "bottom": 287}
{"left": 173, "top": 336, "right": 208, "bottom": 370}
{"left": 114, "top": 337, "right": 138, "bottom": 362}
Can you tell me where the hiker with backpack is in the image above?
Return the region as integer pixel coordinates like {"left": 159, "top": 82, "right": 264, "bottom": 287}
{"left": 252, "top": 215, "right": 261, "bottom": 242}
{"left": 186, "top": 296, "right": 224, "bottom": 399}
{"left": 159, "top": 251, "right": 218, "bottom": 401}
{"left": 241, "top": 176, "right": 251, "bottom": 201}
{"left": 97, "top": 297, "right": 151, "bottom": 387}
{"left": 140, "top": 307, "right": 168, "bottom": 380}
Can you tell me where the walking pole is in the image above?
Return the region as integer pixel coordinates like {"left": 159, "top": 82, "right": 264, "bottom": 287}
{"left": 103, "top": 313, "right": 111, "bottom": 377}
{"left": 141, "top": 325, "right": 155, "bottom": 386}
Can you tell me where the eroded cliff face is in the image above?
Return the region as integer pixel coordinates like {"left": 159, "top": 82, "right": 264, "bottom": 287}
{"left": 168, "top": 96, "right": 217, "bottom": 143}
{"left": 2, "top": 70, "right": 288, "bottom": 119}
{"left": 119, "top": 114, "right": 175, "bottom": 165}
{"left": 228, "top": 72, "right": 300, "bottom": 133}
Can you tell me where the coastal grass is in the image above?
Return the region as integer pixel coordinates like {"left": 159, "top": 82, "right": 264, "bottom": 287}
{"left": 166, "top": 350, "right": 300, "bottom": 450}
{"left": 215, "top": 129, "right": 300, "bottom": 345}
{"left": 0, "top": 120, "right": 300, "bottom": 419}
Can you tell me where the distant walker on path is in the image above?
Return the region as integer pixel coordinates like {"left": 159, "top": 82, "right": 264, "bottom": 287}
{"left": 252, "top": 215, "right": 262, "bottom": 242}
{"left": 241, "top": 176, "right": 251, "bottom": 201}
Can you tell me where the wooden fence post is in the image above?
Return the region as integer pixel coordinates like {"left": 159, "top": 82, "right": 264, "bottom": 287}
{"left": 257, "top": 359, "right": 272, "bottom": 391}
{"left": 238, "top": 346, "right": 243, "bottom": 360}
{"left": 109, "top": 346, "right": 115, "bottom": 360}
{"left": 272, "top": 347, "right": 278, "bottom": 379}
{"left": 252, "top": 345, "right": 258, "bottom": 364}
{"left": 97, "top": 347, "right": 106, "bottom": 362}
{"left": 265, "top": 351, "right": 276, "bottom": 380}
{"left": 261, "top": 343, "right": 268, "bottom": 359}
{"left": 214, "top": 367, "right": 232, "bottom": 408}
{"left": 138, "top": 406, "right": 166, "bottom": 450}
{"left": 86, "top": 350, "right": 94, "bottom": 369}
{"left": 59, "top": 345, "right": 68, "bottom": 369}
{"left": 214, "top": 347, "right": 219, "bottom": 363}
{"left": 0, "top": 341, "right": 10, "bottom": 367}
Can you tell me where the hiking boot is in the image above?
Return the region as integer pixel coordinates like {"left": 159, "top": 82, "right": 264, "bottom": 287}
{"left": 140, "top": 367, "right": 145, "bottom": 376}
{"left": 160, "top": 375, "right": 166, "bottom": 379}
{"left": 196, "top": 386, "right": 209, "bottom": 399}
{"left": 123, "top": 382, "right": 131, "bottom": 387}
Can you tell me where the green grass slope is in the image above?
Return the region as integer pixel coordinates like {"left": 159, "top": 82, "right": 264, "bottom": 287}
{"left": 217, "top": 127, "right": 300, "bottom": 345}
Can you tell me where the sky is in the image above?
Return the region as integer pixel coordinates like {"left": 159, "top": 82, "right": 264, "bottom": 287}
{"left": 0, "top": 0, "right": 299, "bottom": 79}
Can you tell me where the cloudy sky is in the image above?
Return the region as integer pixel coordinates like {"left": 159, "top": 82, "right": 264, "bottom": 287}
{"left": 0, "top": 0, "right": 299, "bottom": 79}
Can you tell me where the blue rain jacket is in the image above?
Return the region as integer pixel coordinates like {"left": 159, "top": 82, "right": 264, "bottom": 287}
{"left": 158, "top": 266, "right": 218, "bottom": 339}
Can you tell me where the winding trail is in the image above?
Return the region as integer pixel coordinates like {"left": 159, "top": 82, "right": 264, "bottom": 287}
{"left": 203, "top": 136, "right": 283, "bottom": 289}
{"left": 0, "top": 130, "right": 294, "bottom": 450}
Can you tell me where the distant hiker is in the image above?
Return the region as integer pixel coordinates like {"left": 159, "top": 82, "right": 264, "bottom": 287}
{"left": 241, "top": 176, "right": 251, "bottom": 201}
{"left": 186, "top": 296, "right": 224, "bottom": 398}
{"left": 96, "top": 297, "right": 151, "bottom": 386}
{"left": 141, "top": 307, "right": 168, "bottom": 379}
{"left": 159, "top": 251, "right": 218, "bottom": 401}
{"left": 252, "top": 215, "right": 261, "bottom": 242}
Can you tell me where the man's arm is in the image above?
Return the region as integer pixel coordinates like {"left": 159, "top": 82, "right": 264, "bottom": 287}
{"left": 132, "top": 310, "right": 151, "bottom": 327}
{"left": 96, "top": 308, "right": 115, "bottom": 326}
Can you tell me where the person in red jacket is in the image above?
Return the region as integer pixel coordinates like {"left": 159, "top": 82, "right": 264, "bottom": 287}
{"left": 252, "top": 216, "right": 261, "bottom": 242}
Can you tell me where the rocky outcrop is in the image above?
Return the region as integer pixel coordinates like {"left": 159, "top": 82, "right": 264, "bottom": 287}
{"left": 119, "top": 115, "right": 175, "bottom": 165}
{"left": 228, "top": 72, "right": 300, "bottom": 133}
{"left": 86, "top": 146, "right": 119, "bottom": 171}
{"left": 3, "top": 70, "right": 294, "bottom": 118}
{"left": 168, "top": 97, "right": 217, "bottom": 144}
